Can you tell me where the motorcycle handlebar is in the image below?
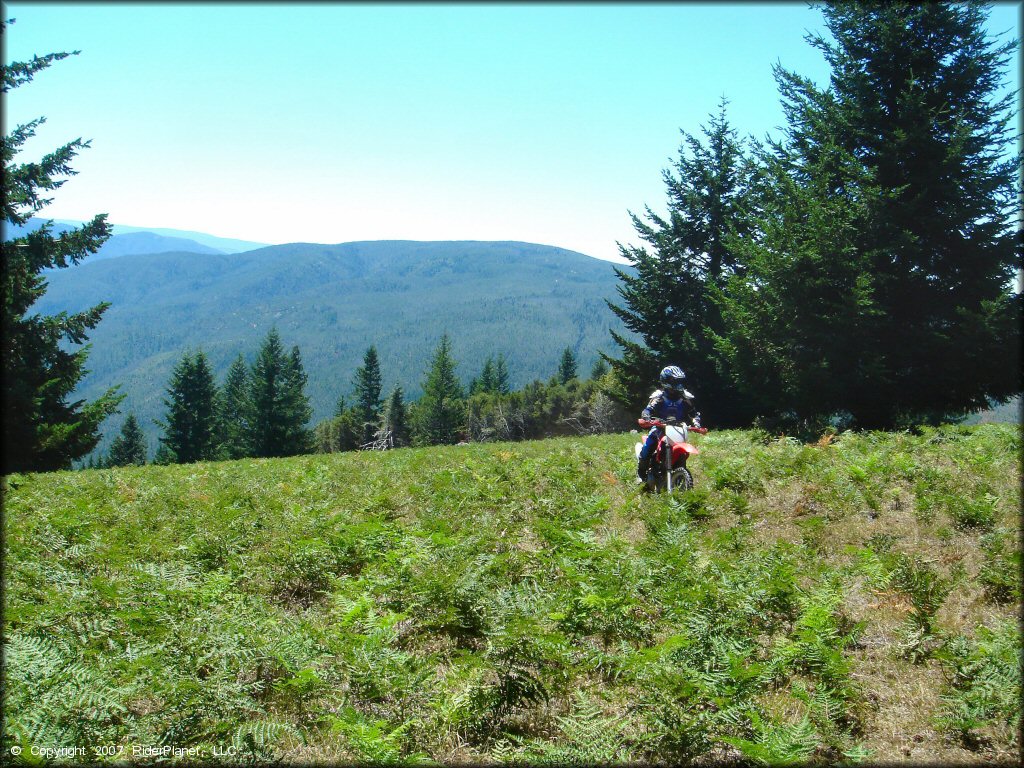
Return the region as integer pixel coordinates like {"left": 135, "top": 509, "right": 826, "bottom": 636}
{"left": 638, "top": 418, "right": 708, "bottom": 434}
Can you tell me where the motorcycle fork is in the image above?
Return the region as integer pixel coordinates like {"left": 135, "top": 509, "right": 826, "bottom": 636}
{"left": 665, "top": 436, "right": 673, "bottom": 492}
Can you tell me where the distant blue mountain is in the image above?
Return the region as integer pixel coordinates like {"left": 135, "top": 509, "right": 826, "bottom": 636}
{"left": 6, "top": 218, "right": 270, "bottom": 260}
{"left": 5, "top": 218, "right": 229, "bottom": 264}
{"left": 90, "top": 231, "right": 223, "bottom": 259}
{"left": 98, "top": 222, "right": 267, "bottom": 254}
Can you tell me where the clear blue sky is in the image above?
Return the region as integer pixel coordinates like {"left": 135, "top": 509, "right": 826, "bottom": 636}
{"left": 3, "top": 2, "right": 1021, "bottom": 262}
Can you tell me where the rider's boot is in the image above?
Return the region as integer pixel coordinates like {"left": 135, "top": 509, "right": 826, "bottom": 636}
{"left": 637, "top": 455, "right": 651, "bottom": 482}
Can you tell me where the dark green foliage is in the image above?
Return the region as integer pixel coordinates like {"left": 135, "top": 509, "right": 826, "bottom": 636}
{"left": 217, "top": 354, "right": 252, "bottom": 459}
{"left": 1, "top": 21, "right": 122, "bottom": 473}
{"left": 382, "top": 387, "right": 409, "bottom": 447}
{"left": 156, "top": 350, "right": 219, "bottom": 464}
{"left": 607, "top": 99, "right": 760, "bottom": 426}
{"left": 105, "top": 413, "right": 146, "bottom": 466}
{"left": 719, "top": 2, "right": 1022, "bottom": 429}
{"left": 589, "top": 357, "right": 609, "bottom": 380}
{"left": 465, "top": 375, "right": 631, "bottom": 442}
{"left": 715, "top": 109, "right": 880, "bottom": 426}
{"left": 470, "top": 356, "right": 496, "bottom": 395}
{"left": 494, "top": 353, "right": 510, "bottom": 395}
{"left": 471, "top": 353, "right": 513, "bottom": 396}
{"left": 314, "top": 408, "right": 361, "bottom": 454}
{"left": 333, "top": 394, "right": 347, "bottom": 419}
{"left": 352, "top": 346, "right": 383, "bottom": 443}
{"left": 557, "top": 347, "right": 578, "bottom": 384}
{"left": 248, "top": 329, "right": 312, "bottom": 458}
{"left": 412, "top": 335, "right": 465, "bottom": 446}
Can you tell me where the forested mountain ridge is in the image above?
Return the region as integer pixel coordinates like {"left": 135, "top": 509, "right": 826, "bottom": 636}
{"left": 33, "top": 240, "right": 634, "bottom": 454}
{"left": 4, "top": 217, "right": 234, "bottom": 263}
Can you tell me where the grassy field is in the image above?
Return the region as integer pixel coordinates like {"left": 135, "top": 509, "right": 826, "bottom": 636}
{"left": 3, "top": 424, "right": 1020, "bottom": 764}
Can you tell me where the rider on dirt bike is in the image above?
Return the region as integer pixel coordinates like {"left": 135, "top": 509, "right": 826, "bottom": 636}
{"left": 637, "top": 365, "right": 701, "bottom": 481}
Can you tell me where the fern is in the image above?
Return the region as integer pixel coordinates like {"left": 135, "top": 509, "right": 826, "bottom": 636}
{"left": 723, "top": 709, "right": 818, "bottom": 766}
{"left": 231, "top": 720, "right": 303, "bottom": 759}
{"left": 936, "top": 621, "right": 1021, "bottom": 747}
{"left": 520, "top": 693, "right": 634, "bottom": 763}
{"left": 329, "top": 708, "right": 426, "bottom": 764}
{"left": 131, "top": 559, "right": 197, "bottom": 588}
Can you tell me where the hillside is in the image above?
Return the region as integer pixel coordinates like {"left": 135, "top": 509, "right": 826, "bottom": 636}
{"left": 3, "top": 424, "right": 1019, "bottom": 763}
{"left": 32, "top": 240, "right": 634, "bottom": 455}
{"left": 5, "top": 218, "right": 230, "bottom": 264}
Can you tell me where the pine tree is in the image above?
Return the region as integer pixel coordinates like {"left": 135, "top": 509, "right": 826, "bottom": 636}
{"left": 715, "top": 124, "right": 879, "bottom": 427}
{"left": 283, "top": 345, "right": 314, "bottom": 454}
{"left": 557, "top": 347, "right": 578, "bottom": 384}
{"left": 248, "top": 329, "right": 287, "bottom": 456}
{"left": 590, "top": 357, "right": 610, "bottom": 380}
{"left": 248, "top": 329, "right": 312, "bottom": 457}
{"left": 217, "top": 354, "right": 251, "bottom": 459}
{"left": 413, "top": 334, "right": 466, "bottom": 445}
{"left": 156, "top": 351, "right": 219, "bottom": 464}
{"left": 106, "top": 413, "right": 147, "bottom": 466}
{"left": 382, "top": 386, "right": 409, "bottom": 447}
{"left": 352, "top": 345, "right": 383, "bottom": 443}
{"left": 471, "top": 356, "right": 495, "bottom": 395}
{"left": 606, "top": 100, "right": 760, "bottom": 424}
{"left": 494, "top": 353, "right": 511, "bottom": 395}
{"left": 720, "top": 2, "right": 1022, "bottom": 428}
{"left": 1, "top": 21, "right": 123, "bottom": 472}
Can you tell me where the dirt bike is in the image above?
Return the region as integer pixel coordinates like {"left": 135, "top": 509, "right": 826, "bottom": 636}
{"left": 635, "top": 417, "right": 708, "bottom": 493}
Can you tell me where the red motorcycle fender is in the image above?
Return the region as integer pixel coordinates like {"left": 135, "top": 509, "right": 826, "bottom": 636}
{"left": 672, "top": 443, "right": 699, "bottom": 462}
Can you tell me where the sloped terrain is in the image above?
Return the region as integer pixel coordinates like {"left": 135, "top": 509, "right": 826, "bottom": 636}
{"left": 3, "top": 424, "right": 1019, "bottom": 763}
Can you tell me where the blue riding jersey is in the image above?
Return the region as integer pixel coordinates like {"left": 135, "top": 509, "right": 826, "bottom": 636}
{"left": 639, "top": 389, "right": 697, "bottom": 459}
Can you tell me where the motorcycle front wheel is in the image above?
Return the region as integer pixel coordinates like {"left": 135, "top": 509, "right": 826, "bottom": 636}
{"left": 669, "top": 467, "right": 693, "bottom": 491}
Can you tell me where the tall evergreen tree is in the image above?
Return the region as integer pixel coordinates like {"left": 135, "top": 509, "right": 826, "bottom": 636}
{"left": 156, "top": 350, "right": 219, "bottom": 464}
{"left": 217, "top": 354, "right": 251, "bottom": 459}
{"left": 413, "top": 334, "right": 466, "bottom": 445}
{"left": 715, "top": 123, "right": 880, "bottom": 425}
{"left": 606, "top": 100, "right": 760, "bottom": 424}
{"left": 494, "top": 353, "right": 511, "bottom": 395}
{"left": 283, "top": 345, "right": 314, "bottom": 454}
{"left": 720, "top": 1, "right": 1021, "bottom": 428}
{"left": 106, "top": 413, "right": 147, "bottom": 466}
{"left": 248, "top": 329, "right": 312, "bottom": 457}
{"left": 352, "top": 345, "right": 383, "bottom": 443}
{"left": 557, "top": 347, "right": 578, "bottom": 384}
{"left": 334, "top": 394, "right": 348, "bottom": 419}
{"left": 1, "top": 21, "right": 122, "bottom": 473}
{"left": 471, "top": 356, "right": 496, "bottom": 395}
{"left": 382, "top": 386, "right": 409, "bottom": 447}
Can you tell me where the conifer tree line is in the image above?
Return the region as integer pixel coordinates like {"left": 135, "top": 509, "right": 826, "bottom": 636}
{"left": 606, "top": 2, "right": 1021, "bottom": 433}
{"left": 94, "top": 328, "right": 314, "bottom": 466}
{"left": 314, "top": 339, "right": 628, "bottom": 455}
{"left": 93, "top": 334, "right": 625, "bottom": 467}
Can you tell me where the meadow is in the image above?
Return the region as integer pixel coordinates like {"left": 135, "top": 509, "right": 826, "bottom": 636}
{"left": 3, "top": 424, "right": 1020, "bottom": 764}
